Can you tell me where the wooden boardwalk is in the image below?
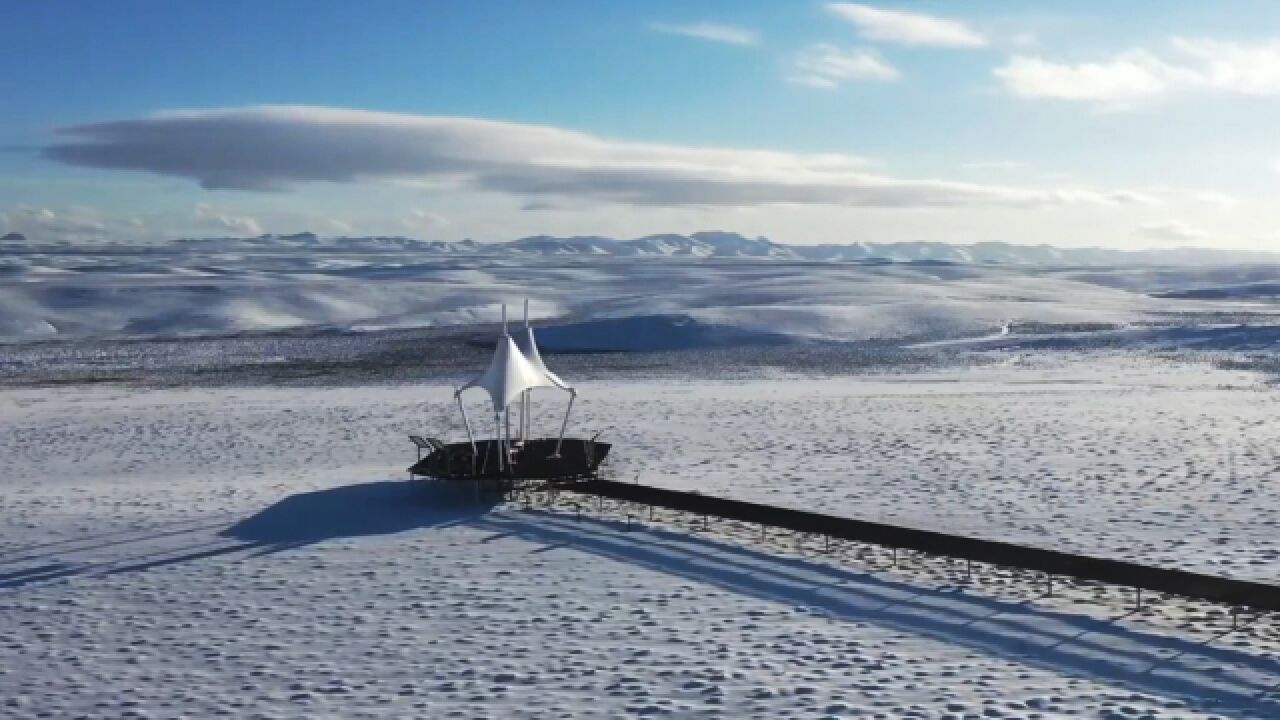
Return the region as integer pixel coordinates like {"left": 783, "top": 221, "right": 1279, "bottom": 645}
{"left": 561, "top": 479, "right": 1280, "bottom": 613}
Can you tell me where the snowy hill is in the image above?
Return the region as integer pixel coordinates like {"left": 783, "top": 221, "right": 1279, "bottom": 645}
{"left": 4, "top": 231, "right": 1280, "bottom": 344}
{"left": 8, "top": 231, "right": 1276, "bottom": 266}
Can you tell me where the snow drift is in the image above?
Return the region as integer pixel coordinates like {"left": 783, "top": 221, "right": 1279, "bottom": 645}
{"left": 3, "top": 238, "right": 1280, "bottom": 347}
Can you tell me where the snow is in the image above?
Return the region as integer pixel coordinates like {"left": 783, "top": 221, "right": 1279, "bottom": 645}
{"left": 14, "top": 231, "right": 1280, "bottom": 265}
{"left": 7, "top": 243, "right": 1280, "bottom": 345}
{"left": 4, "top": 354, "right": 1280, "bottom": 717}
{"left": 5, "top": 241, "right": 1280, "bottom": 715}
{"left": 535, "top": 315, "right": 792, "bottom": 352}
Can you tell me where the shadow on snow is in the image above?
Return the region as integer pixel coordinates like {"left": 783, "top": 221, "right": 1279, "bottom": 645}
{"left": 6, "top": 481, "right": 1280, "bottom": 715}
{"left": 220, "top": 480, "right": 495, "bottom": 551}
{"left": 473, "top": 509, "right": 1280, "bottom": 718}
{"left": 0, "top": 481, "right": 493, "bottom": 587}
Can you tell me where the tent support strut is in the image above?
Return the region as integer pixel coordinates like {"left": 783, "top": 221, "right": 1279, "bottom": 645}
{"left": 554, "top": 390, "right": 576, "bottom": 458}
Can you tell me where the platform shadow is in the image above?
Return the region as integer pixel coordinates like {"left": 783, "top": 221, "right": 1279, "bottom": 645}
{"left": 1, "top": 481, "right": 498, "bottom": 590}
{"left": 222, "top": 480, "right": 498, "bottom": 552}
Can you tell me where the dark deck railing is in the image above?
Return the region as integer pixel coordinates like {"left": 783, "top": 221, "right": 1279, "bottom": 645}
{"left": 563, "top": 479, "right": 1280, "bottom": 612}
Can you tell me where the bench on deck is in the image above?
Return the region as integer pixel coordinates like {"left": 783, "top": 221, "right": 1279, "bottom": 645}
{"left": 408, "top": 435, "right": 447, "bottom": 461}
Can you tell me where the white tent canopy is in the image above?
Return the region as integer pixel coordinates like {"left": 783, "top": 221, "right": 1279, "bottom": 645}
{"left": 459, "top": 335, "right": 562, "bottom": 413}
{"left": 457, "top": 300, "right": 573, "bottom": 412}
{"left": 453, "top": 302, "right": 578, "bottom": 467}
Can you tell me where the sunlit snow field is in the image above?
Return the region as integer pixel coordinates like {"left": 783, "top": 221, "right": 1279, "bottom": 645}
{"left": 4, "top": 251, "right": 1280, "bottom": 717}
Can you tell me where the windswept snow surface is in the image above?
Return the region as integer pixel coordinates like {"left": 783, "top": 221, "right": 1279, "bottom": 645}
{"left": 6, "top": 244, "right": 1280, "bottom": 345}
{"left": 4, "top": 359, "right": 1280, "bottom": 717}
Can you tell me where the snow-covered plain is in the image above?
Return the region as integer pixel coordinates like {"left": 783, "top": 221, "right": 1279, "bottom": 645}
{"left": 5, "top": 248, "right": 1280, "bottom": 717}
{"left": 4, "top": 356, "right": 1280, "bottom": 717}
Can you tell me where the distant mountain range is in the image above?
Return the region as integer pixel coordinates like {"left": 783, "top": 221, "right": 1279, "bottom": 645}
{"left": 4, "top": 230, "right": 1277, "bottom": 266}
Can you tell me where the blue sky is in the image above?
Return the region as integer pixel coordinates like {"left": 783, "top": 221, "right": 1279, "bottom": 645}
{"left": 4, "top": 1, "right": 1280, "bottom": 249}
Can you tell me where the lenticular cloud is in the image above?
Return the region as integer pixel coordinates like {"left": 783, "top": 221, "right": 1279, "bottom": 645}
{"left": 46, "top": 105, "right": 1125, "bottom": 209}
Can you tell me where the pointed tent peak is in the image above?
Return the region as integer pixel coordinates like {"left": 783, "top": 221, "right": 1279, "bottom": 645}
{"left": 458, "top": 335, "right": 559, "bottom": 413}
{"left": 514, "top": 325, "right": 571, "bottom": 391}
{"left": 513, "top": 298, "right": 572, "bottom": 391}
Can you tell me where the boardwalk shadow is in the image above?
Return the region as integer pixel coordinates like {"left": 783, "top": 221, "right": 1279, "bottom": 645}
{"left": 0, "top": 562, "right": 81, "bottom": 589}
{"left": 476, "top": 510, "right": 1280, "bottom": 718}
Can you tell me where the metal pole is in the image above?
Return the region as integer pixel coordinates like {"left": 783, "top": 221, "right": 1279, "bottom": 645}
{"left": 553, "top": 391, "right": 576, "bottom": 457}
{"left": 494, "top": 413, "right": 504, "bottom": 472}
{"left": 457, "top": 391, "right": 478, "bottom": 473}
{"left": 522, "top": 299, "right": 532, "bottom": 443}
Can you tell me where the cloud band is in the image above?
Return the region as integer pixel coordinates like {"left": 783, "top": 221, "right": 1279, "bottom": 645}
{"left": 46, "top": 105, "right": 1142, "bottom": 210}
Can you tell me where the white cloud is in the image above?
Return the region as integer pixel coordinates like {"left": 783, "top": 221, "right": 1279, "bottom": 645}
{"left": 46, "top": 105, "right": 1168, "bottom": 212}
{"left": 194, "top": 203, "right": 262, "bottom": 235}
{"left": 826, "top": 3, "right": 986, "bottom": 48}
{"left": 404, "top": 209, "right": 449, "bottom": 228}
{"left": 9, "top": 205, "right": 110, "bottom": 242}
{"left": 790, "top": 44, "right": 900, "bottom": 87}
{"left": 995, "top": 51, "right": 1192, "bottom": 106}
{"left": 996, "top": 37, "right": 1280, "bottom": 107}
{"left": 1134, "top": 220, "right": 1210, "bottom": 245}
{"left": 961, "top": 160, "right": 1028, "bottom": 171}
{"left": 1171, "top": 37, "right": 1280, "bottom": 95}
{"left": 1143, "top": 186, "right": 1241, "bottom": 210}
{"left": 649, "top": 22, "right": 758, "bottom": 46}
